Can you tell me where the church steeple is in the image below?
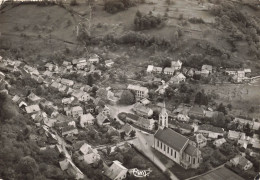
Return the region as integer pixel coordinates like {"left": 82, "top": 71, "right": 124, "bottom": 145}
{"left": 159, "top": 101, "right": 168, "bottom": 128}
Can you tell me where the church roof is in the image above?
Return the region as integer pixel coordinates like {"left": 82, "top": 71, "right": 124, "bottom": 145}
{"left": 154, "top": 128, "right": 189, "bottom": 151}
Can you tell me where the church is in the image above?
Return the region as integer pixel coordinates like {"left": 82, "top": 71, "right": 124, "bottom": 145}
{"left": 154, "top": 103, "right": 202, "bottom": 169}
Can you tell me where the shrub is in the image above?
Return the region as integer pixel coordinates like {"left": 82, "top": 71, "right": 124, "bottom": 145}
{"left": 70, "top": 0, "right": 78, "bottom": 6}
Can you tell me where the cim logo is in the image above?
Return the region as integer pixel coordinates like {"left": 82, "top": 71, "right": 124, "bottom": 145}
{"left": 132, "top": 168, "right": 152, "bottom": 178}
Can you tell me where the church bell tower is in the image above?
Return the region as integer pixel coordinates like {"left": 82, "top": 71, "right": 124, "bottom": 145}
{"left": 159, "top": 101, "right": 168, "bottom": 128}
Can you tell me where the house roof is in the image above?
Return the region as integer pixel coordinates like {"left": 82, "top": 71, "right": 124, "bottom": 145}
{"left": 25, "top": 104, "right": 40, "bottom": 114}
{"left": 80, "top": 113, "right": 94, "bottom": 122}
{"left": 80, "top": 143, "right": 92, "bottom": 155}
{"left": 133, "top": 103, "right": 152, "bottom": 115}
{"left": 12, "top": 95, "right": 21, "bottom": 103}
{"left": 61, "top": 78, "right": 74, "bottom": 85}
{"left": 171, "top": 60, "right": 182, "bottom": 67}
{"left": 28, "top": 92, "right": 41, "bottom": 101}
{"left": 121, "top": 123, "right": 134, "bottom": 134}
{"left": 154, "top": 128, "right": 189, "bottom": 151}
{"left": 126, "top": 113, "right": 139, "bottom": 121}
{"left": 71, "top": 106, "right": 83, "bottom": 112}
{"left": 59, "top": 159, "right": 69, "bottom": 171}
{"left": 184, "top": 143, "right": 198, "bottom": 156}
{"left": 104, "top": 160, "right": 127, "bottom": 180}
{"left": 202, "top": 65, "right": 213, "bottom": 71}
{"left": 199, "top": 124, "right": 224, "bottom": 133}
{"left": 127, "top": 84, "right": 148, "bottom": 92}
{"left": 164, "top": 67, "right": 175, "bottom": 73}
{"left": 214, "top": 138, "right": 226, "bottom": 145}
{"left": 169, "top": 120, "right": 193, "bottom": 130}
{"left": 189, "top": 106, "right": 204, "bottom": 116}
{"left": 153, "top": 66, "right": 163, "bottom": 72}
{"left": 97, "top": 113, "right": 109, "bottom": 125}
{"left": 147, "top": 65, "right": 154, "bottom": 72}
{"left": 228, "top": 130, "right": 240, "bottom": 139}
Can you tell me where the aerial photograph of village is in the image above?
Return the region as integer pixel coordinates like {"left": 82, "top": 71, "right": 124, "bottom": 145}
{"left": 0, "top": 0, "right": 260, "bottom": 179}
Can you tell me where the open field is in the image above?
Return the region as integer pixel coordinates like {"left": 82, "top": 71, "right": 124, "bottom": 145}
{"left": 201, "top": 82, "right": 260, "bottom": 119}
{"left": 191, "top": 166, "right": 245, "bottom": 180}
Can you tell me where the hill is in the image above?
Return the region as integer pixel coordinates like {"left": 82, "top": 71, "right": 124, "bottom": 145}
{"left": 0, "top": 0, "right": 259, "bottom": 70}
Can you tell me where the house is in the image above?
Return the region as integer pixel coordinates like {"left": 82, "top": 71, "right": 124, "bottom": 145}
{"left": 225, "top": 68, "right": 239, "bottom": 75}
{"left": 72, "top": 58, "right": 87, "bottom": 65}
{"left": 104, "top": 160, "right": 128, "bottom": 180}
{"left": 58, "top": 85, "right": 68, "bottom": 93}
{"left": 238, "top": 139, "right": 248, "bottom": 149}
{"left": 164, "top": 67, "right": 175, "bottom": 75}
{"left": 127, "top": 84, "right": 148, "bottom": 99}
{"left": 62, "top": 97, "right": 75, "bottom": 105}
{"left": 228, "top": 130, "right": 246, "bottom": 140}
{"left": 62, "top": 61, "right": 71, "bottom": 66}
{"left": 12, "top": 95, "right": 21, "bottom": 103}
{"left": 78, "top": 143, "right": 100, "bottom": 164}
{"left": 27, "top": 92, "right": 41, "bottom": 102}
{"left": 59, "top": 159, "right": 84, "bottom": 179}
{"left": 253, "top": 122, "right": 260, "bottom": 130}
{"left": 85, "top": 104, "right": 95, "bottom": 113}
{"left": 201, "top": 65, "right": 213, "bottom": 74}
{"left": 19, "top": 101, "right": 28, "bottom": 109}
{"left": 31, "top": 111, "right": 48, "bottom": 123}
{"left": 135, "top": 117, "right": 155, "bottom": 131}
{"left": 88, "top": 54, "right": 99, "bottom": 64}
{"left": 233, "top": 117, "right": 253, "bottom": 128}
{"left": 25, "top": 104, "right": 41, "bottom": 114}
{"left": 72, "top": 90, "right": 90, "bottom": 102}
{"left": 105, "top": 59, "right": 114, "bottom": 67}
{"left": 98, "top": 105, "right": 110, "bottom": 116}
{"left": 200, "top": 69, "right": 210, "bottom": 77}
{"left": 187, "top": 68, "right": 195, "bottom": 77}
{"left": 62, "top": 125, "right": 78, "bottom": 136}
{"left": 169, "top": 73, "right": 186, "bottom": 84}
{"left": 177, "top": 114, "right": 190, "bottom": 122}
{"left": 230, "top": 155, "right": 253, "bottom": 171}
{"left": 132, "top": 103, "right": 153, "bottom": 117}
{"left": 60, "top": 78, "right": 74, "bottom": 87}
{"left": 169, "top": 120, "right": 193, "bottom": 134}
{"left": 76, "top": 62, "right": 88, "bottom": 70}
{"left": 171, "top": 60, "right": 182, "bottom": 70}
{"left": 146, "top": 65, "right": 163, "bottom": 74}
{"left": 23, "top": 65, "right": 39, "bottom": 75}
{"left": 188, "top": 106, "right": 205, "bottom": 118}
{"left": 190, "top": 134, "right": 207, "bottom": 148}
{"left": 51, "top": 81, "right": 61, "bottom": 89}
{"left": 120, "top": 123, "right": 135, "bottom": 136}
{"left": 71, "top": 106, "right": 83, "bottom": 118}
{"left": 140, "top": 98, "right": 151, "bottom": 105}
{"left": 213, "top": 138, "right": 226, "bottom": 147}
{"left": 43, "top": 70, "right": 53, "bottom": 77}
{"left": 197, "top": 124, "right": 224, "bottom": 139}
{"left": 96, "top": 113, "right": 110, "bottom": 126}
{"left": 44, "top": 63, "right": 54, "bottom": 71}
{"left": 80, "top": 113, "right": 95, "bottom": 127}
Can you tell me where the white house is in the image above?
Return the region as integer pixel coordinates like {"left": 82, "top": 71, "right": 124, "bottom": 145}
{"left": 80, "top": 114, "right": 95, "bottom": 127}
{"left": 171, "top": 60, "right": 182, "bottom": 70}
{"left": 213, "top": 138, "right": 226, "bottom": 147}
{"left": 164, "top": 67, "right": 175, "bottom": 75}
{"left": 127, "top": 84, "right": 148, "bottom": 99}
{"left": 103, "top": 160, "right": 128, "bottom": 180}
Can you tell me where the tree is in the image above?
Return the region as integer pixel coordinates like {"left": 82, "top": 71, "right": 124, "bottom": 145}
{"left": 136, "top": 10, "right": 142, "bottom": 18}
{"left": 119, "top": 90, "right": 135, "bottom": 105}
{"left": 120, "top": 132, "right": 126, "bottom": 139}
{"left": 217, "top": 103, "right": 227, "bottom": 115}
{"left": 227, "top": 104, "right": 232, "bottom": 111}
{"left": 16, "top": 156, "right": 39, "bottom": 177}
{"left": 129, "top": 130, "right": 136, "bottom": 137}
{"left": 194, "top": 91, "right": 208, "bottom": 106}
{"left": 87, "top": 75, "right": 94, "bottom": 86}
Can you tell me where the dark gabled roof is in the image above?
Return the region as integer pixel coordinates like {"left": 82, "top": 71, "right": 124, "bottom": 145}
{"left": 199, "top": 124, "right": 224, "bottom": 133}
{"left": 126, "top": 113, "right": 139, "bottom": 121}
{"left": 154, "top": 128, "right": 189, "bottom": 151}
{"left": 184, "top": 144, "right": 198, "bottom": 156}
